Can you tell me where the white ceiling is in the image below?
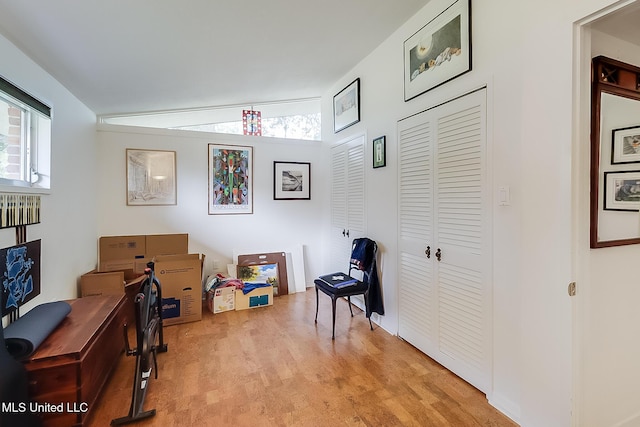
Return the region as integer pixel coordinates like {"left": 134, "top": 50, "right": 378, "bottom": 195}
{"left": 0, "top": 0, "right": 430, "bottom": 115}
{"left": 589, "top": 1, "right": 640, "bottom": 45}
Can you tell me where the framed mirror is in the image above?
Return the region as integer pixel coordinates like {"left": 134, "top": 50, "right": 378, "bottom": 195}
{"left": 590, "top": 56, "right": 640, "bottom": 248}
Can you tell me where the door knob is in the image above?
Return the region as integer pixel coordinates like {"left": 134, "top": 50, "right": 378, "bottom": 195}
{"left": 436, "top": 248, "right": 441, "bottom": 261}
{"left": 425, "top": 246, "right": 431, "bottom": 258}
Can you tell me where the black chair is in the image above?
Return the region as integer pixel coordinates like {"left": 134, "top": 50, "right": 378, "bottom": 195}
{"left": 314, "top": 238, "right": 378, "bottom": 339}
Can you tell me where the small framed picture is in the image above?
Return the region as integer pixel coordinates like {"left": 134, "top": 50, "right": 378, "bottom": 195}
{"left": 604, "top": 171, "right": 640, "bottom": 211}
{"left": 333, "top": 78, "right": 360, "bottom": 133}
{"left": 611, "top": 125, "right": 640, "bottom": 164}
{"left": 273, "top": 161, "right": 311, "bottom": 200}
{"left": 373, "top": 136, "right": 386, "bottom": 168}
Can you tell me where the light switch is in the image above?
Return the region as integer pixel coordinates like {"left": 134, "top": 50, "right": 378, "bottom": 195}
{"left": 498, "top": 186, "right": 510, "bottom": 206}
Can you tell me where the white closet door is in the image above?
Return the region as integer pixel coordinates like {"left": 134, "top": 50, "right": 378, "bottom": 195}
{"left": 330, "top": 134, "right": 365, "bottom": 272}
{"left": 346, "top": 142, "right": 365, "bottom": 238}
{"left": 398, "top": 89, "right": 491, "bottom": 394}
{"left": 434, "top": 90, "right": 491, "bottom": 393}
{"left": 398, "top": 116, "right": 436, "bottom": 354}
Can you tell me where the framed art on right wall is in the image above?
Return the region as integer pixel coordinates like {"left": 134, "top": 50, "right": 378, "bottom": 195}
{"left": 403, "top": 0, "right": 471, "bottom": 101}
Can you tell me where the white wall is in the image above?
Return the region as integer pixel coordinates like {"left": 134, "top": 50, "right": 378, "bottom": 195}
{"left": 0, "top": 33, "right": 98, "bottom": 324}
{"left": 96, "top": 125, "right": 327, "bottom": 288}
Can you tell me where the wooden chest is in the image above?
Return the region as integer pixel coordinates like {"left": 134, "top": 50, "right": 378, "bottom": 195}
{"left": 22, "top": 295, "right": 126, "bottom": 427}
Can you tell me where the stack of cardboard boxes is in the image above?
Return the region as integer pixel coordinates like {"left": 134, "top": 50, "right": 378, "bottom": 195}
{"left": 80, "top": 233, "right": 204, "bottom": 326}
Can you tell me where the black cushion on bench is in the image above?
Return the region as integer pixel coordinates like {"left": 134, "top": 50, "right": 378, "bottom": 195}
{"left": 4, "top": 300, "right": 71, "bottom": 360}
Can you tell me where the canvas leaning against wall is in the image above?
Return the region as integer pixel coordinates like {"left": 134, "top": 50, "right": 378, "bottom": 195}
{"left": 208, "top": 143, "right": 253, "bottom": 215}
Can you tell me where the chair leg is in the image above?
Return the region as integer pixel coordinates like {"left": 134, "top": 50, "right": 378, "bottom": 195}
{"left": 314, "top": 286, "right": 319, "bottom": 324}
{"left": 347, "top": 296, "right": 354, "bottom": 317}
{"left": 364, "top": 291, "right": 373, "bottom": 331}
{"left": 331, "top": 296, "right": 337, "bottom": 340}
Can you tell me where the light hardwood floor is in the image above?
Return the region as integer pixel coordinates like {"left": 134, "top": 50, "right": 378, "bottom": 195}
{"left": 87, "top": 290, "right": 517, "bottom": 427}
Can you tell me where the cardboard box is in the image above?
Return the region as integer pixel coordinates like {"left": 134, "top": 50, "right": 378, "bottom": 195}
{"left": 154, "top": 253, "right": 204, "bottom": 326}
{"left": 99, "top": 235, "right": 146, "bottom": 261}
{"left": 206, "top": 286, "right": 236, "bottom": 313}
{"left": 146, "top": 234, "right": 188, "bottom": 257}
{"left": 98, "top": 234, "right": 188, "bottom": 272}
{"left": 80, "top": 269, "right": 146, "bottom": 297}
{"left": 235, "top": 285, "right": 274, "bottom": 310}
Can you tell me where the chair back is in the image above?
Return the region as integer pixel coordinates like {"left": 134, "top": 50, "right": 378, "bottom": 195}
{"left": 349, "top": 238, "right": 377, "bottom": 285}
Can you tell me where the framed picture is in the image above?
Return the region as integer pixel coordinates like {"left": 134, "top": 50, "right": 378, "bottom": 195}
{"left": 126, "top": 149, "right": 177, "bottom": 206}
{"left": 208, "top": 144, "right": 253, "bottom": 214}
{"left": 373, "top": 136, "right": 386, "bottom": 168}
{"left": 403, "top": 0, "right": 471, "bottom": 101}
{"left": 611, "top": 125, "right": 640, "bottom": 164}
{"left": 333, "top": 78, "right": 360, "bottom": 133}
{"left": 273, "top": 161, "right": 311, "bottom": 200}
{"left": 604, "top": 171, "right": 640, "bottom": 211}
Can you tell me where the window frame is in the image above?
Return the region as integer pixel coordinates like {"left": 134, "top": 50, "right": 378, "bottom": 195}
{"left": 0, "top": 75, "right": 51, "bottom": 192}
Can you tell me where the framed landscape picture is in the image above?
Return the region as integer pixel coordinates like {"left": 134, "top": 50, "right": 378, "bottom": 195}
{"left": 208, "top": 143, "right": 253, "bottom": 214}
{"left": 273, "top": 161, "right": 311, "bottom": 200}
{"left": 404, "top": 0, "right": 471, "bottom": 101}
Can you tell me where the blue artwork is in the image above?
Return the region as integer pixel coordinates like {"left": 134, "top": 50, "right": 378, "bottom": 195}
{"left": 2, "top": 245, "right": 34, "bottom": 311}
{"left": 1, "top": 239, "right": 41, "bottom": 317}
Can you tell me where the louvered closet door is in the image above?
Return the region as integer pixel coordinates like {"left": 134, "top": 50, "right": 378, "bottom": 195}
{"left": 330, "top": 135, "right": 365, "bottom": 272}
{"left": 397, "top": 115, "right": 436, "bottom": 355}
{"left": 398, "top": 89, "right": 491, "bottom": 394}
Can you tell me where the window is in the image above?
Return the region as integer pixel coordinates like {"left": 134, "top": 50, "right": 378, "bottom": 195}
{"left": 0, "top": 76, "right": 51, "bottom": 190}
{"left": 99, "top": 98, "right": 321, "bottom": 141}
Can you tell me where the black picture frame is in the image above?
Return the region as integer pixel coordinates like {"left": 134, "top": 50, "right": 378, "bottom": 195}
{"left": 373, "top": 136, "right": 386, "bottom": 168}
{"left": 273, "top": 161, "right": 311, "bottom": 200}
{"left": 403, "top": 0, "right": 472, "bottom": 101}
{"left": 333, "top": 78, "right": 360, "bottom": 133}
{"left": 603, "top": 170, "right": 640, "bottom": 211}
{"left": 611, "top": 125, "right": 640, "bottom": 164}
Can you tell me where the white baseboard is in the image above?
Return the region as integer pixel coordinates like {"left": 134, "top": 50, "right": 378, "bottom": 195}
{"left": 488, "top": 392, "right": 521, "bottom": 426}
{"left": 614, "top": 411, "right": 640, "bottom": 427}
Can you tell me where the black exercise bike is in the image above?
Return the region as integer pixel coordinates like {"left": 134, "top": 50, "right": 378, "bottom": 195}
{"left": 111, "top": 261, "right": 168, "bottom": 425}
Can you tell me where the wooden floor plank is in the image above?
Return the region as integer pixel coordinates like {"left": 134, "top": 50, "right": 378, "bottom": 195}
{"left": 86, "top": 290, "right": 517, "bottom": 427}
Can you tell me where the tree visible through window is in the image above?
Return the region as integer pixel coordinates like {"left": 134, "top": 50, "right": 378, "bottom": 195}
{"left": 99, "top": 99, "right": 322, "bottom": 141}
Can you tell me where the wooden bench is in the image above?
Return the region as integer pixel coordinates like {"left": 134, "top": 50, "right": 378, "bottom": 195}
{"left": 22, "top": 295, "right": 126, "bottom": 427}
